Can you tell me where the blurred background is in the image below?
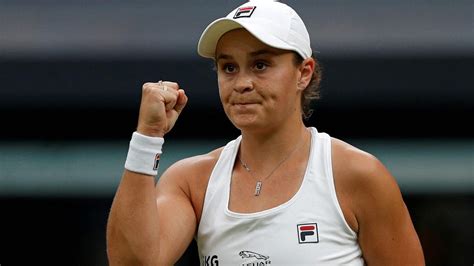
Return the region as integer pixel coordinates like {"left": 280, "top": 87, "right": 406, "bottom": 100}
{"left": 0, "top": 0, "right": 472, "bottom": 265}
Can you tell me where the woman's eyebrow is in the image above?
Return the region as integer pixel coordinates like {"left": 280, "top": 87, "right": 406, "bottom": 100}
{"left": 215, "top": 54, "right": 233, "bottom": 62}
{"left": 216, "top": 49, "right": 281, "bottom": 62}
{"left": 249, "top": 49, "right": 280, "bottom": 57}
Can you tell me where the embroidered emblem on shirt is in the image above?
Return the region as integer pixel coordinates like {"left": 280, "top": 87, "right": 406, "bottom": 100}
{"left": 297, "top": 223, "right": 319, "bottom": 244}
{"left": 239, "top": 250, "right": 271, "bottom": 265}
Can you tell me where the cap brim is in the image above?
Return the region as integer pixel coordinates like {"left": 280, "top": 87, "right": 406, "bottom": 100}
{"left": 197, "top": 18, "right": 294, "bottom": 59}
{"left": 197, "top": 18, "right": 243, "bottom": 59}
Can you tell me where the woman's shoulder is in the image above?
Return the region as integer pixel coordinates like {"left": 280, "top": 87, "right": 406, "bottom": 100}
{"left": 330, "top": 136, "right": 384, "bottom": 179}
{"left": 164, "top": 145, "right": 225, "bottom": 182}
{"left": 330, "top": 136, "right": 402, "bottom": 232}
{"left": 157, "top": 145, "right": 227, "bottom": 223}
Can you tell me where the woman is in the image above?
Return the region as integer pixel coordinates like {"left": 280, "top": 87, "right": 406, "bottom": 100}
{"left": 107, "top": 1, "right": 425, "bottom": 265}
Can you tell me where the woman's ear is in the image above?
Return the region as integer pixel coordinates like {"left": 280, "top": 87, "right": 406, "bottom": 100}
{"left": 297, "top": 57, "right": 315, "bottom": 90}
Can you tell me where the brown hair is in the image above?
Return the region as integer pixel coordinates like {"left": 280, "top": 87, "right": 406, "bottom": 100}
{"left": 293, "top": 53, "right": 322, "bottom": 120}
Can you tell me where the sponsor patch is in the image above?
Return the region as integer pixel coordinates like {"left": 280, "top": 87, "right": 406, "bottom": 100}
{"left": 239, "top": 250, "right": 271, "bottom": 265}
{"left": 203, "top": 255, "right": 219, "bottom": 266}
{"left": 297, "top": 223, "right": 319, "bottom": 244}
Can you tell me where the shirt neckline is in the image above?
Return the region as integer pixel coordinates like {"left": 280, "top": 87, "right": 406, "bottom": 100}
{"left": 225, "top": 127, "right": 316, "bottom": 218}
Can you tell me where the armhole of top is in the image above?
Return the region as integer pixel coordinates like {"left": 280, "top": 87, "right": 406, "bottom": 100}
{"left": 196, "top": 137, "right": 239, "bottom": 236}
{"left": 323, "top": 134, "right": 358, "bottom": 237}
{"left": 196, "top": 151, "right": 222, "bottom": 236}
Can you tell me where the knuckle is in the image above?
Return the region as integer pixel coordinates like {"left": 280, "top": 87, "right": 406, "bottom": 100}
{"left": 164, "top": 81, "right": 179, "bottom": 90}
{"left": 142, "top": 82, "right": 154, "bottom": 92}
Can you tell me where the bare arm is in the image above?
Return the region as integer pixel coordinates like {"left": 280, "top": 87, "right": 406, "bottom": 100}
{"left": 333, "top": 139, "right": 425, "bottom": 265}
{"left": 357, "top": 157, "right": 424, "bottom": 265}
{"left": 106, "top": 81, "right": 193, "bottom": 265}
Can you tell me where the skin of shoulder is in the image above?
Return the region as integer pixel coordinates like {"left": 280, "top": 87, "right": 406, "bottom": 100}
{"left": 144, "top": 146, "right": 224, "bottom": 264}
{"left": 156, "top": 146, "right": 224, "bottom": 225}
{"left": 331, "top": 137, "right": 425, "bottom": 265}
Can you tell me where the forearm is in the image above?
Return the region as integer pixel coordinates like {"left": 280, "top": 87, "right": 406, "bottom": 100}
{"left": 106, "top": 81, "right": 189, "bottom": 265}
{"left": 107, "top": 170, "right": 160, "bottom": 265}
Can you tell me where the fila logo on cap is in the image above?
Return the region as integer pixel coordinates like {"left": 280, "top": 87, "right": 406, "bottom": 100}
{"left": 233, "top": 6, "right": 256, "bottom": 19}
{"left": 297, "top": 223, "right": 319, "bottom": 244}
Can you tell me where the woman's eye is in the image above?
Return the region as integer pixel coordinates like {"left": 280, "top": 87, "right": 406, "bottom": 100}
{"left": 255, "top": 62, "right": 267, "bottom": 70}
{"left": 223, "top": 64, "right": 236, "bottom": 73}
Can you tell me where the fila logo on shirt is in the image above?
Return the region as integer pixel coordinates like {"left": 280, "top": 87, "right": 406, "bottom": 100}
{"left": 297, "top": 223, "right": 319, "bottom": 244}
{"left": 234, "top": 6, "right": 257, "bottom": 19}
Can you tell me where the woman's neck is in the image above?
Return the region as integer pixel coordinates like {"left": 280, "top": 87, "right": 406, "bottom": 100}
{"left": 239, "top": 121, "right": 310, "bottom": 169}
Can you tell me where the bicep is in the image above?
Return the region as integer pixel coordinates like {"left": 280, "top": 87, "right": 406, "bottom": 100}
{"left": 355, "top": 159, "right": 424, "bottom": 265}
{"left": 154, "top": 168, "right": 197, "bottom": 264}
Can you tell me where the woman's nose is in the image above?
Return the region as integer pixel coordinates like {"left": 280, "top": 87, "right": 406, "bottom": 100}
{"left": 234, "top": 72, "right": 254, "bottom": 93}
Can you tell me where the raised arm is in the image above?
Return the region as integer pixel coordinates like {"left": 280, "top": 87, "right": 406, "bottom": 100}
{"left": 106, "top": 81, "right": 193, "bottom": 265}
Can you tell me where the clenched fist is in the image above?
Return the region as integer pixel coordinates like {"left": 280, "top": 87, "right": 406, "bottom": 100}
{"left": 136, "top": 81, "right": 188, "bottom": 137}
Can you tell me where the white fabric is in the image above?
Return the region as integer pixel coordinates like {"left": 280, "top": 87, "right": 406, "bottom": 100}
{"left": 197, "top": 127, "right": 364, "bottom": 265}
{"left": 124, "top": 131, "right": 164, "bottom": 176}
{"left": 197, "top": 0, "right": 312, "bottom": 59}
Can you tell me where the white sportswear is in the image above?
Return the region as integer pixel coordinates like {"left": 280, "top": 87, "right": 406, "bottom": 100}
{"left": 197, "top": 127, "right": 364, "bottom": 265}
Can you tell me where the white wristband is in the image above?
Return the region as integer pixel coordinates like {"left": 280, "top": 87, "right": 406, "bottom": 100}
{"left": 124, "top": 131, "right": 164, "bottom": 176}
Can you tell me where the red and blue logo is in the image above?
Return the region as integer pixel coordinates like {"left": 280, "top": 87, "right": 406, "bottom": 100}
{"left": 234, "top": 6, "right": 257, "bottom": 19}
{"left": 297, "top": 223, "right": 319, "bottom": 244}
{"left": 153, "top": 153, "right": 160, "bottom": 170}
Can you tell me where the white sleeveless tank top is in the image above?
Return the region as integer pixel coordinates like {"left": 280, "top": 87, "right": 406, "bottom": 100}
{"left": 197, "top": 127, "right": 364, "bottom": 265}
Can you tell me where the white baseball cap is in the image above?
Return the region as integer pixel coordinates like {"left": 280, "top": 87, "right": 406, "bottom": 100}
{"left": 197, "top": 0, "right": 312, "bottom": 59}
